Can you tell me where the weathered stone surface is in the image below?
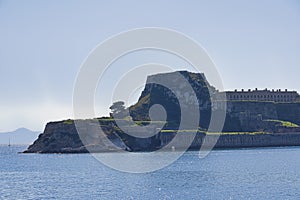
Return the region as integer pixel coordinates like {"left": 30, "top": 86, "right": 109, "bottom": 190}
{"left": 24, "top": 120, "right": 128, "bottom": 153}
{"left": 24, "top": 71, "right": 300, "bottom": 153}
{"left": 159, "top": 132, "right": 300, "bottom": 150}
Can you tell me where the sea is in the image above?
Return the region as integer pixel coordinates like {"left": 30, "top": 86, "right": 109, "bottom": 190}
{"left": 1, "top": 145, "right": 300, "bottom": 200}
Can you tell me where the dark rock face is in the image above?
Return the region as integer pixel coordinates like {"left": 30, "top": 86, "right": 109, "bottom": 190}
{"left": 24, "top": 71, "right": 300, "bottom": 153}
{"left": 129, "top": 71, "right": 216, "bottom": 129}
{"left": 276, "top": 103, "right": 300, "bottom": 125}
{"left": 24, "top": 120, "right": 128, "bottom": 153}
{"left": 24, "top": 122, "right": 82, "bottom": 153}
{"left": 224, "top": 101, "right": 300, "bottom": 132}
{"left": 129, "top": 71, "right": 300, "bottom": 133}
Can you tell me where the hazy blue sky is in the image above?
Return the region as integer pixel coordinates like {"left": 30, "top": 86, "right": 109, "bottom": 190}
{"left": 1, "top": 0, "right": 300, "bottom": 132}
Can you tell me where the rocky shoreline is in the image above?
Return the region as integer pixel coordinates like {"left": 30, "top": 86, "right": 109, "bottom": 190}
{"left": 24, "top": 133, "right": 300, "bottom": 154}
{"left": 23, "top": 71, "right": 300, "bottom": 154}
{"left": 23, "top": 120, "right": 300, "bottom": 154}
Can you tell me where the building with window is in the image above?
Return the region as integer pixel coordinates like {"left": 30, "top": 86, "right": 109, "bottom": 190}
{"left": 223, "top": 88, "right": 300, "bottom": 103}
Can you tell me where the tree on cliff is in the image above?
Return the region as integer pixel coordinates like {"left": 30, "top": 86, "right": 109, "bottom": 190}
{"left": 109, "top": 101, "right": 127, "bottom": 119}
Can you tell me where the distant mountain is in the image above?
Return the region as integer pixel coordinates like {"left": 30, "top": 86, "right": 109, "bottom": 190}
{"left": 0, "top": 128, "right": 40, "bottom": 145}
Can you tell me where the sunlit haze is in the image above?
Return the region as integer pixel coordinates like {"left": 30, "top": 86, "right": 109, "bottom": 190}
{"left": 1, "top": 0, "right": 300, "bottom": 132}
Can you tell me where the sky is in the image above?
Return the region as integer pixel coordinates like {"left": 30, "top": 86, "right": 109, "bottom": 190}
{"left": 0, "top": 0, "right": 300, "bottom": 132}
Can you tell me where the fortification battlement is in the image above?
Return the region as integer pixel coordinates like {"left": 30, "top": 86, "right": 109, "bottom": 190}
{"left": 222, "top": 88, "right": 300, "bottom": 103}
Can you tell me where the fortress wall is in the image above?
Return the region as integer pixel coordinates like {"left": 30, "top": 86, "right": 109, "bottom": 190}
{"left": 227, "top": 101, "right": 278, "bottom": 120}
{"left": 159, "top": 132, "right": 300, "bottom": 150}
{"left": 225, "top": 89, "right": 300, "bottom": 103}
{"left": 276, "top": 103, "right": 300, "bottom": 125}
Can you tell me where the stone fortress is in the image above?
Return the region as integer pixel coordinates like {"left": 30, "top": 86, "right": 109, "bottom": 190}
{"left": 24, "top": 71, "right": 300, "bottom": 153}
{"left": 223, "top": 88, "right": 300, "bottom": 103}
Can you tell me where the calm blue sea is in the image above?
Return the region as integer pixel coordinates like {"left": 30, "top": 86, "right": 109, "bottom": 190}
{"left": 1, "top": 145, "right": 300, "bottom": 200}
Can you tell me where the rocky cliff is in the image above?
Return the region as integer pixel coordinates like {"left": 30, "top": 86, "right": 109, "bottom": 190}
{"left": 24, "top": 71, "right": 300, "bottom": 153}
{"left": 129, "top": 71, "right": 216, "bottom": 129}
{"left": 129, "top": 71, "right": 300, "bottom": 132}
{"left": 24, "top": 119, "right": 128, "bottom": 153}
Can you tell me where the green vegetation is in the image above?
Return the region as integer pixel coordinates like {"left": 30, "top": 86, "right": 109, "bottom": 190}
{"left": 160, "top": 129, "right": 202, "bottom": 133}
{"left": 130, "top": 94, "right": 150, "bottom": 110}
{"left": 206, "top": 132, "right": 268, "bottom": 135}
{"left": 109, "top": 101, "right": 126, "bottom": 118}
{"left": 160, "top": 129, "right": 268, "bottom": 135}
{"left": 98, "top": 117, "right": 165, "bottom": 125}
{"left": 97, "top": 118, "right": 115, "bottom": 122}
{"left": 135, "top": 121, "right": 165, "bottom": 126}
{"left": 63, "top": 119, "right": 74, "bottom": 125}
{"left": 264, "top": 119, "right": 299, "bottom": 128}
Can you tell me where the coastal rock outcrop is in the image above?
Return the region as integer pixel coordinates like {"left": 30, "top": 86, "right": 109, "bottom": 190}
{"left": 24, "top": 120, "right": 128, "bottom": 153}
{"left": 24, "top": 71, "right": 300, "bottom": 153}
